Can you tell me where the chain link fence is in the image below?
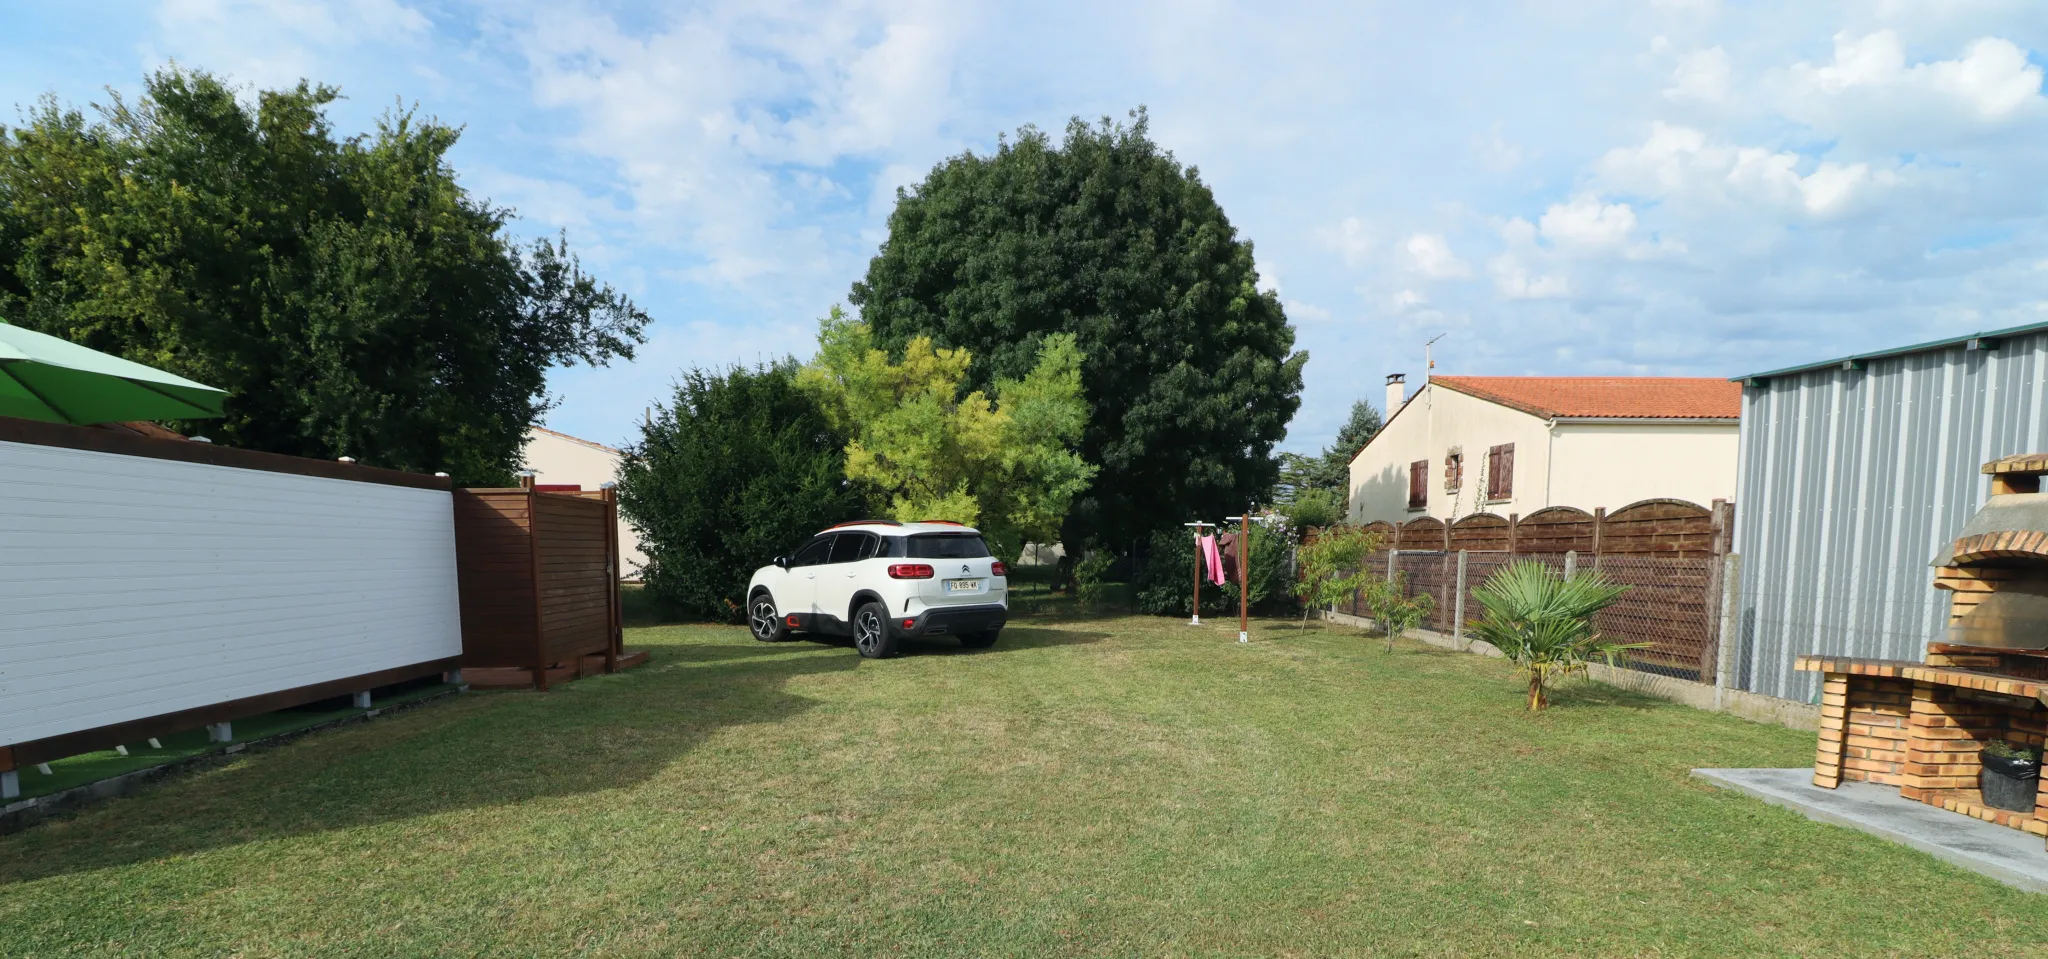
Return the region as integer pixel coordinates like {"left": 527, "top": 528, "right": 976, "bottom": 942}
{"left": 1343, "top": 549, "right": 1727, "bottom": 682}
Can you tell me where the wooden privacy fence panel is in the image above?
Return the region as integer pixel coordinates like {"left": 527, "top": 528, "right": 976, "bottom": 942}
{"left": 1348, "top": 498, "right": 1735, "bottom": 682}
{"left": 453, "top": 487, "right": 622, "bottom": 689}
{"left": 1448, "top": 513, "right": 1510, "bottom": 552}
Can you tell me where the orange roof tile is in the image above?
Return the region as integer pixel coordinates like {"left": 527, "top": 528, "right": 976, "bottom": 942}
{"left": 1430, "top": 376, "right": 1740, "bottom": 420}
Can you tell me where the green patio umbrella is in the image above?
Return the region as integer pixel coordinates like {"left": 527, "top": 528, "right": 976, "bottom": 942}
{"left": 0, "top": 322, "right": 228, "bottom": 425}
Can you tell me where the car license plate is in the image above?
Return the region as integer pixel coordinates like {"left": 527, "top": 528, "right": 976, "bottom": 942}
{"left": 945, "top": 578, "right": 979, "bottom": 592}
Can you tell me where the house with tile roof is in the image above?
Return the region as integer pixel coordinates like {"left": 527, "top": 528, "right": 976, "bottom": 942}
{"left": 1347, "top": 374, "right": 1740, "bottom": 525}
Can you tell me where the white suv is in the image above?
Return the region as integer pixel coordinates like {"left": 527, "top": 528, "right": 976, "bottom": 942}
{"left": 746, "top": 521, "right": 1009, "bottom": 658}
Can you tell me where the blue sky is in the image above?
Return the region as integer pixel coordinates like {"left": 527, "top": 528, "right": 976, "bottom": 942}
{"left": 8, "top": 1, "right": 2048, "bottom": 454}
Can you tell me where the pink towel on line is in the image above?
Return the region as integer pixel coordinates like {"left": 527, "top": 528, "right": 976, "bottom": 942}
{"left": 1198, "top": 534, "right": 1226, "bottom": 586}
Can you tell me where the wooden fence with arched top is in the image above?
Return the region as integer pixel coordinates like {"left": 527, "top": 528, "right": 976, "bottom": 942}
{"left": 1341, "top": 498, "right": 1735, "bottom": 683}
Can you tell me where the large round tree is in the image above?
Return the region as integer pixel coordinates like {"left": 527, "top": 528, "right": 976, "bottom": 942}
{"left": 850, "top": 110, "right": 1305, "bottom": 550}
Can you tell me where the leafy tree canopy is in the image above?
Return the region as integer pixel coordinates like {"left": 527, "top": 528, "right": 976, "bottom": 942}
{"left": 850, "top": 108, "right": 1305, "bottom": 550}
{"left": 798, "top": 307, "right": 1094, "bottom": 561}
{"left": 0, "top": 68, "right": 646, "bottom": 483}
{"left": 617, "top": 361, "right": 862, "bottom": 621}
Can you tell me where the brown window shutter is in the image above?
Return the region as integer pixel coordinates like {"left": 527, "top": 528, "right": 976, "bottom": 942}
{"left": 1495, "top": 444, "right": 1515, "bottom": 498}
{"left": 1408, "top": 459, "right": 1427, "bottom": 508}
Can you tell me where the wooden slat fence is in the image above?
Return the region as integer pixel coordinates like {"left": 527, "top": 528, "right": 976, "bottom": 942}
{"left": 1343, "top": 498, "right": 1734, "bottom": 682}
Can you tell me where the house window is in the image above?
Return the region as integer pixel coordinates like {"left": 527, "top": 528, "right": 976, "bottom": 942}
{"left": 1408, "top": 459, "right": 1428, "bottom": 509}
{"left": 1443, "top": 449, "right": 1463, "bottom": 492}
{"left": 1487, "top": 443, "right": 1515, "bottom": 500}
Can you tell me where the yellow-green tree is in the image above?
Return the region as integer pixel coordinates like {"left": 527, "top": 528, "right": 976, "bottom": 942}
{"left": 800, "top": 308, "right": 1094, "bottom": 560}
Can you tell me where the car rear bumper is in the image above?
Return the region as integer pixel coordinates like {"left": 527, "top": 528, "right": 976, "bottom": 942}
{"left": 895, "top": 603, "right": 1007, "bottom": 638}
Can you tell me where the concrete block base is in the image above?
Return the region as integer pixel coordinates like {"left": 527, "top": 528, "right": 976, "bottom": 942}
{"left": 1694, "top": 767, "right": 2048, "bottom": 894}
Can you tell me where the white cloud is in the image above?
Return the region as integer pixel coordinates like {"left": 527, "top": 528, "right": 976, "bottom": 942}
{"left": 1539, "top": 195, "right": 1637, "bottom": 247}
{"left": 1664, "top": 47, "right": 1731, "bottom": 103}
{"left": 1489, "top": 254, "right": 1569, "bottom": 299}
{"left": 1287, "top": 299, "right": 1332, "bottom": 321}
{"left": 149, "top": 0, "right": 430, "bottom": 90}
{"left": 513, "top": 1, "right": 969, "bottom": 296}
{"left": 1403, "top": 233, "right": 1471, "bottom": 279}
{"left": 1779, "top": 31, "right": 2044, "bottom": 145}
{"left": 1594, "top": 122, "right": 1894, "bottom": 220}
{"left": 1317, "top": 216, "right": 1374, "bottom": 266}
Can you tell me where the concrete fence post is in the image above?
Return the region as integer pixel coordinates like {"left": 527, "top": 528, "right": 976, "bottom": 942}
{"left": 1, "top": 770, "right": 18, "bottom": 800}
{"left": 1453, "top": 550, "right": 1469, "bottom": 649}
{"left": 1714, "top": 552, "right": 1744, "bottom": 711}
{"left": 1563, "top": 550, "right": 1578, "bottom": 578}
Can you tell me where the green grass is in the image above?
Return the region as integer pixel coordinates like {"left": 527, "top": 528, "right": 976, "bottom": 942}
{"left": 2, "top": 615, "right": 2044, "bottom": 956}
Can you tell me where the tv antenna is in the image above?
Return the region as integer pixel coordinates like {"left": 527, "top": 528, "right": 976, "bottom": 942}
{"left": 1424, "top": 332, "right": 1447, "bottom": 381}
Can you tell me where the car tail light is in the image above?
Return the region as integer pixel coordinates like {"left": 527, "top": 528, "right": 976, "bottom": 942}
{"left": 888, "top": 563, "right": 935, "bottom": 579}
{"left": 990, "top": 561, "right": 1008, "bottom": 577}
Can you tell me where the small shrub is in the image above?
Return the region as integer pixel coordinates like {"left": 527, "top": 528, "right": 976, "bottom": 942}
{"left": 1074, "top": 551, "right": 1117, "bottom": 611}
{"left": 1282, "top": 488, "right": 1345, "bottom": 531}
{"left": 1294, "top": 525, "right": 1383, "bottom": 630}
{"left": 1364, "top": 575, "right": 1434, "bottom": 653}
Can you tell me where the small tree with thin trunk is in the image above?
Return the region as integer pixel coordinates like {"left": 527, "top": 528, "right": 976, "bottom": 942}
{"left": 1293, "top": 525, "right": 1383, "bottom": 630}
{"left": 1468, "top": 561, "right": 1638, "bottom": 711}
{"left": 1365, "top": 574, "right": 1434, "bottom": 653}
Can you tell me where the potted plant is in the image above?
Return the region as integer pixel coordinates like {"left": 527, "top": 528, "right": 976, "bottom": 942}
{"left": 1980, "top": 739, "right": 2041, "bottom": 813}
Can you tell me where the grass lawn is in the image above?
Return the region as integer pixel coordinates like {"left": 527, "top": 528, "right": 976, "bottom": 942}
{"left": 2, "top": 613, "right": 2044, "bottom": 957}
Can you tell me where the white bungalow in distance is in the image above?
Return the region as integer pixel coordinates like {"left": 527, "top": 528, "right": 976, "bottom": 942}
{"left": 1348, "top": 374, "right": 1741, "bottom": 526}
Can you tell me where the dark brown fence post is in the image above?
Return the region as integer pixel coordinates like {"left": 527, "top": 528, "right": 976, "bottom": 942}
{"left": 1699, "top": 498, "right": 1734, "bottom": 683}
{"left": 527, "top": 487, "right": 549, "bottom": 692}
{"left": 1506, "top": 513, "right": 1519, "bottom": 554}
{"left": 1590, "top": 507, "right": 1606, "bottom": 563}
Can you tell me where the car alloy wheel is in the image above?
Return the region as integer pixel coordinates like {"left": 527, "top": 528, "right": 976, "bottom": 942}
{"left": 854, "top": 608, "right": 885, "bottom": 656}
{"left": 751, "top": 598, "right": 781, "bottom": 641}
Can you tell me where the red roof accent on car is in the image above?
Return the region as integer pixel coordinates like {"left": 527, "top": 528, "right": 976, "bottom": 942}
{"left": 1429, "top": 376, "right": 1741, "bottom": 420}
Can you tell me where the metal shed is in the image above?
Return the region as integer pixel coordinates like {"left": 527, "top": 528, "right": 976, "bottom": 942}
{"left": 1730, "top": 321, "right": 2048, "bottom": 702}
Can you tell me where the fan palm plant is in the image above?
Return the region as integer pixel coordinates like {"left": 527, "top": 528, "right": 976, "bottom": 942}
{"left": 1468, "top": 560, "right": 1640, "bottom": 711}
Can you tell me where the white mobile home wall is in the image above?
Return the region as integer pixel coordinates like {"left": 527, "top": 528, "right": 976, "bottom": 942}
{"left": 0, "top": 427, "right": 461, "bottom": 760}
{"left": 1732, "top": 328, "right": 2048, "bottom": 703}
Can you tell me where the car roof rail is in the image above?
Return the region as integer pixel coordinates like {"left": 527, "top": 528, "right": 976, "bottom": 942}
{"left": 823, "top": 519, "right": 903, "bottom": 531}
{"left": 914, "top": 519, "right": 968, "bottom": 526}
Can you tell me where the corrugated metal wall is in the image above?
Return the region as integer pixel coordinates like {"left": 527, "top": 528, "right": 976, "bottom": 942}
{"left": 1733, "top": 332, "right": 2048, "bottom": 701}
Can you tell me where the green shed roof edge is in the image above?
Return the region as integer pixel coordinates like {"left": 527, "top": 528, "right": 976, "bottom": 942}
{"left": 1731, "top": 318, "right": 2048, "bottom": 383}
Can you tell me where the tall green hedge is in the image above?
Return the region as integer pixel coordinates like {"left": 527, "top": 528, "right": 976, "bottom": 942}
{"left": 617, "top": 362, "right": 863, "bottom": 621}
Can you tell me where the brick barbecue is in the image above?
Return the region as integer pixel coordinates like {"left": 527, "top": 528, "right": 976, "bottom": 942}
{"left": 1798, "top": 453, "right": 2048, "bottom": 843}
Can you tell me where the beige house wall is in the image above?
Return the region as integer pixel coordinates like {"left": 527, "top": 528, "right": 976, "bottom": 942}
{"left": 1348, "top": 383, "right": 1553, "bottom": 525}
{"left": 1347, "top": 382, "right": 1738, "bottom": 526}
{"left": 522, "top": 427, "right": 648, "bottom": 579}
{"left": 1547, "top": 422, "right": 1738, "bottom": 509}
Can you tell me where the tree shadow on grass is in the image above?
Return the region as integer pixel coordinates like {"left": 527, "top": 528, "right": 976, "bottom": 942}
{"left": 0, "top": 639, "right": 858, "bottom": 886}
{"left": 1544, "top": 678, "right": 1679, "bottom": 712}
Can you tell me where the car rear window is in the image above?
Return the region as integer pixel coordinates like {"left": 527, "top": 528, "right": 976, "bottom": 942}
{"left": 904, "top": 533, "right": 990, "bottom": 559}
